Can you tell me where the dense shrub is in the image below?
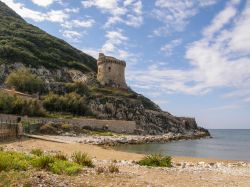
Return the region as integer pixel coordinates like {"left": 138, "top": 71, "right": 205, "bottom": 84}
{"left": 0, "top": 151, "right": 31, "bottom": 171}
{"left": 31, "top": 153, "right": 82, "bottom": 175}
{"left": 5, "top": 68, "right": 45, "bottom": 94}
{"left": 39, "top": 123, "right": 58, "bottom": 135}
{"left": 0, "top": 92, "right": 45, "bottom": 116}
{"left": 54, "top": 152, "right": 67, "bottom": 161}
{"left": 0, "top": 92, "right": 15, "bottom": 113}
{"left": 65, "top": 82, "right": 90, "bottom": 96}
{"left": 30, "top": 148, "right": 43, "bottom": 156}
{"left": 137, "top": 154, "right": 172, "bottom": 167}
{"left": 50, "top": 160, "right": 81, "bottom": 175}
{"left": 0, "top": 149, "right": 83, "bottom": 175}
{"left": 71, "top": 152, "right": 94, "bottom": 168}
{"left": 31, "top": 155, "right": 55, "bottom": 170}
{"left": 43, "top": 92, "right": 90, "bottom": 115}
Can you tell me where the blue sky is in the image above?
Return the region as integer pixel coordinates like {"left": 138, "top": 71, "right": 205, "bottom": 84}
{"left": 2, "top": 0, "right": 250, "bottom": 129}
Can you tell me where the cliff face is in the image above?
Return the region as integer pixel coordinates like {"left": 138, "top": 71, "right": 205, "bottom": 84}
{"left": 89, "top": 97, "right": 210, "bottom": 136}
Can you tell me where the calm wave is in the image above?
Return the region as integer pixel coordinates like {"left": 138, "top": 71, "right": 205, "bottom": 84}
{"left": 114, "top": 129, "right": 250, "bottom": 161}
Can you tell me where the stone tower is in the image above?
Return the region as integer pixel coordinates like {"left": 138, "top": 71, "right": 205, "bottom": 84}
{"left": 97, "top": 53, "right": 127, "bottom": 89}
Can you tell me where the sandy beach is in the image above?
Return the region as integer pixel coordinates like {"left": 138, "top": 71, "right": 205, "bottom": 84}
{"left": 1, "top": 138, "right": 250, "bottom": 187}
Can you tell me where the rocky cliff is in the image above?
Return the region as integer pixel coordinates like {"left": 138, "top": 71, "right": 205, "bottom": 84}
{"left": 89, "top": 97, "right": 209, "bottom": 136}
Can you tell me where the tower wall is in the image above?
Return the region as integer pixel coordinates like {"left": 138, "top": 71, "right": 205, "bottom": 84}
{"left": 97, "top": 53, "right": 127, "bottom": 89}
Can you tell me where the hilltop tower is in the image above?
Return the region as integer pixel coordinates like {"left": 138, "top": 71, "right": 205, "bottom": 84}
{"left": 97, "top": 53, "right": 127, "bottom": 89}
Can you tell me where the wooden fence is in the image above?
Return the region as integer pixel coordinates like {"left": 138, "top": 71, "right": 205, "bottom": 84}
{"left": 0, "top": 119, "right": 18, "bottom": 141}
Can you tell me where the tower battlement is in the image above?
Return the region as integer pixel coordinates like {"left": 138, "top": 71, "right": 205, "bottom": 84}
{"left": 97, "top": 53, "right": 127, "bottom": 89}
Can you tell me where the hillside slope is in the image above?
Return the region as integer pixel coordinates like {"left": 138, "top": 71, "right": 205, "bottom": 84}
{"left": 0, "top": 1, "right": 96, "bottom": 72}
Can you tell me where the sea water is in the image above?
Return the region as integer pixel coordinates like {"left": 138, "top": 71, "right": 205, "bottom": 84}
{"left": 114, "top": 129, "right": 250, "bottom": 161}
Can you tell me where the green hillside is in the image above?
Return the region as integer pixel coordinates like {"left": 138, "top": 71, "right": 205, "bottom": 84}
{"left": 0, "top": 1, "right": 97, "bottom": 72}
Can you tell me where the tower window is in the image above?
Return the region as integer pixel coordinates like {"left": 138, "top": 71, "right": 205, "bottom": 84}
{"left": 108, "top": 67, "right": 111, "bottom": 72}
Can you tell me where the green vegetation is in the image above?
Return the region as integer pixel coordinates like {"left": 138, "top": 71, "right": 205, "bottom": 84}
{"left": 0, "top": 1, "right": 96, "bottom": 72}
{"left": 0, "top": 149, "right": 93, "bottom": 176}
{"left": 54, "top": 152, "right": 67, "bottom": 161}
{"left": 65, "top": 82, "right": 90, "bottom": 96}
{"left": 30, "top": 148, "right": 43, "bottom": 156}
{"left": 137, "top": 154, "right": 172, "bottom": 167}
{"left": 50, "top": 160, "right": 82, "bottom": 175}
{"left": 90, "top": 87, "right": 137, "bottom": 98}
{"left": 31, "top": 155, "right": 55, "bottom": 170}
{"left": 0, "top": 151, "right": 31, "bottom": 171}
{"left": 43, "top": 92, "right": 90, "bottom": 115}
{"left": 5, "top": 68, "right": 45, "bottom": 94}
{"left": 71, "top": 151, "right": 94, "bottom": 168}
{"left": 0, "top": 92, "right": 45, "bottom": 116}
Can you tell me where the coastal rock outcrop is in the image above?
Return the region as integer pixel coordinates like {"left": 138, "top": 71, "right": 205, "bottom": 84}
{"left": 89, "top": 97, "right": 209, "bottom": 136}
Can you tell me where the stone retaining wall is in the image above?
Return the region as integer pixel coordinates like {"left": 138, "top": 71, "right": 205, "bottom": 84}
{"left": 0, "top": 114, "right": 137, "bottom": 134}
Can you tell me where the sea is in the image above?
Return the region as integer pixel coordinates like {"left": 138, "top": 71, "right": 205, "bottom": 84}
{"left": 114, "top": 129, "right": 250, "bottom": 161}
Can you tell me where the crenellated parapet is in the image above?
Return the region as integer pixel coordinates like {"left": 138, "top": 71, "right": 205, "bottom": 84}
{"left": 97, "top": 55, "right": 126, "bottom": 67}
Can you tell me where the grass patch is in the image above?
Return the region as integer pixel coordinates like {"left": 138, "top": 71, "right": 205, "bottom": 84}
{"left": 30, "top": 148, "right": 43, "bottom": 156}
{"left": 31, "top": 155, "right": 55, "bottom": 170}
{"left": 0, "top": 149, "right": 84, "bottom": 176}
{"left": 0, "top": 151, "right": 31, "bottom": 171}
{"left": 90, "top": 87, "right": 136, "bottom": 98}
{"left": 54, "top": 152, "right": 67, "bottom": 161}
{"left": 137, "top": 154, "right": 172, "bottom": 167}
{"left": 50, "top": 160, "right": 81, "bottom": 175}
{"left": 0, "top": 170, "right": 30, "bottom": 187}
{"left": 71, "top": 152, "right": 94, "bottom": 168}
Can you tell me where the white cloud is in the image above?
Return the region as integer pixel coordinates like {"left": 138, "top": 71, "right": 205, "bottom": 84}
{"left": 100, "top": 29, "right": 140, "bottom": 63}
{"left": 101, "top": 29, "right": 128, "bottom": 55}
{"left": 46, "top": 10, "right": 69, "bottom": 23}
{"left": 62, "top": 30, "right": 82, "bottom": 40}
{"left": 2, "top": 0, "right": 45, "bottom": 21}
{"left": 129, "top": 0, "right": 250, "bottom": 103}
{"left": 61, "top": 18, "right": 95, "bottom": 29}
{"left": 81, "top": 48, "right": 99, "bottom": 59}
{"left": 2, "top": 0, "right": 70, "bottom": 23}
{"left": 152, "top": 0, "right": 218, "bottom": 36}
{"left": 31, "top": 0, "right": 55, "bottom": 7}
{"left": 82, "top": 0, "right": 118, "bottom": 10}
{"left": 207, "top": 103, "right": 243, "bottom": 111}
{"left": 161, "top": 39, "right": 182, "bottom": 56}
{"left": 203, "top": 1, "right": 239, "bottom": 37}
{"left": 81, "top": 0, "right": 143, "bottom": 28}
{"left": 64, "top": 8, "right": 80, "bottom": 13}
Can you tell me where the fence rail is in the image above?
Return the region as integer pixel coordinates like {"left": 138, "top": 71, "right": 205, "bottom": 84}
{"left": 0, "top": 120, "right": 18, "bottom": 141}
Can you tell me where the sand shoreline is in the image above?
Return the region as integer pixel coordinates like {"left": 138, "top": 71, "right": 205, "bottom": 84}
{"left": 1, "top": 138, "right": 249, "bottom": 164}
{"left": 1, "top": 138, "right": 250, "bottom": 186}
